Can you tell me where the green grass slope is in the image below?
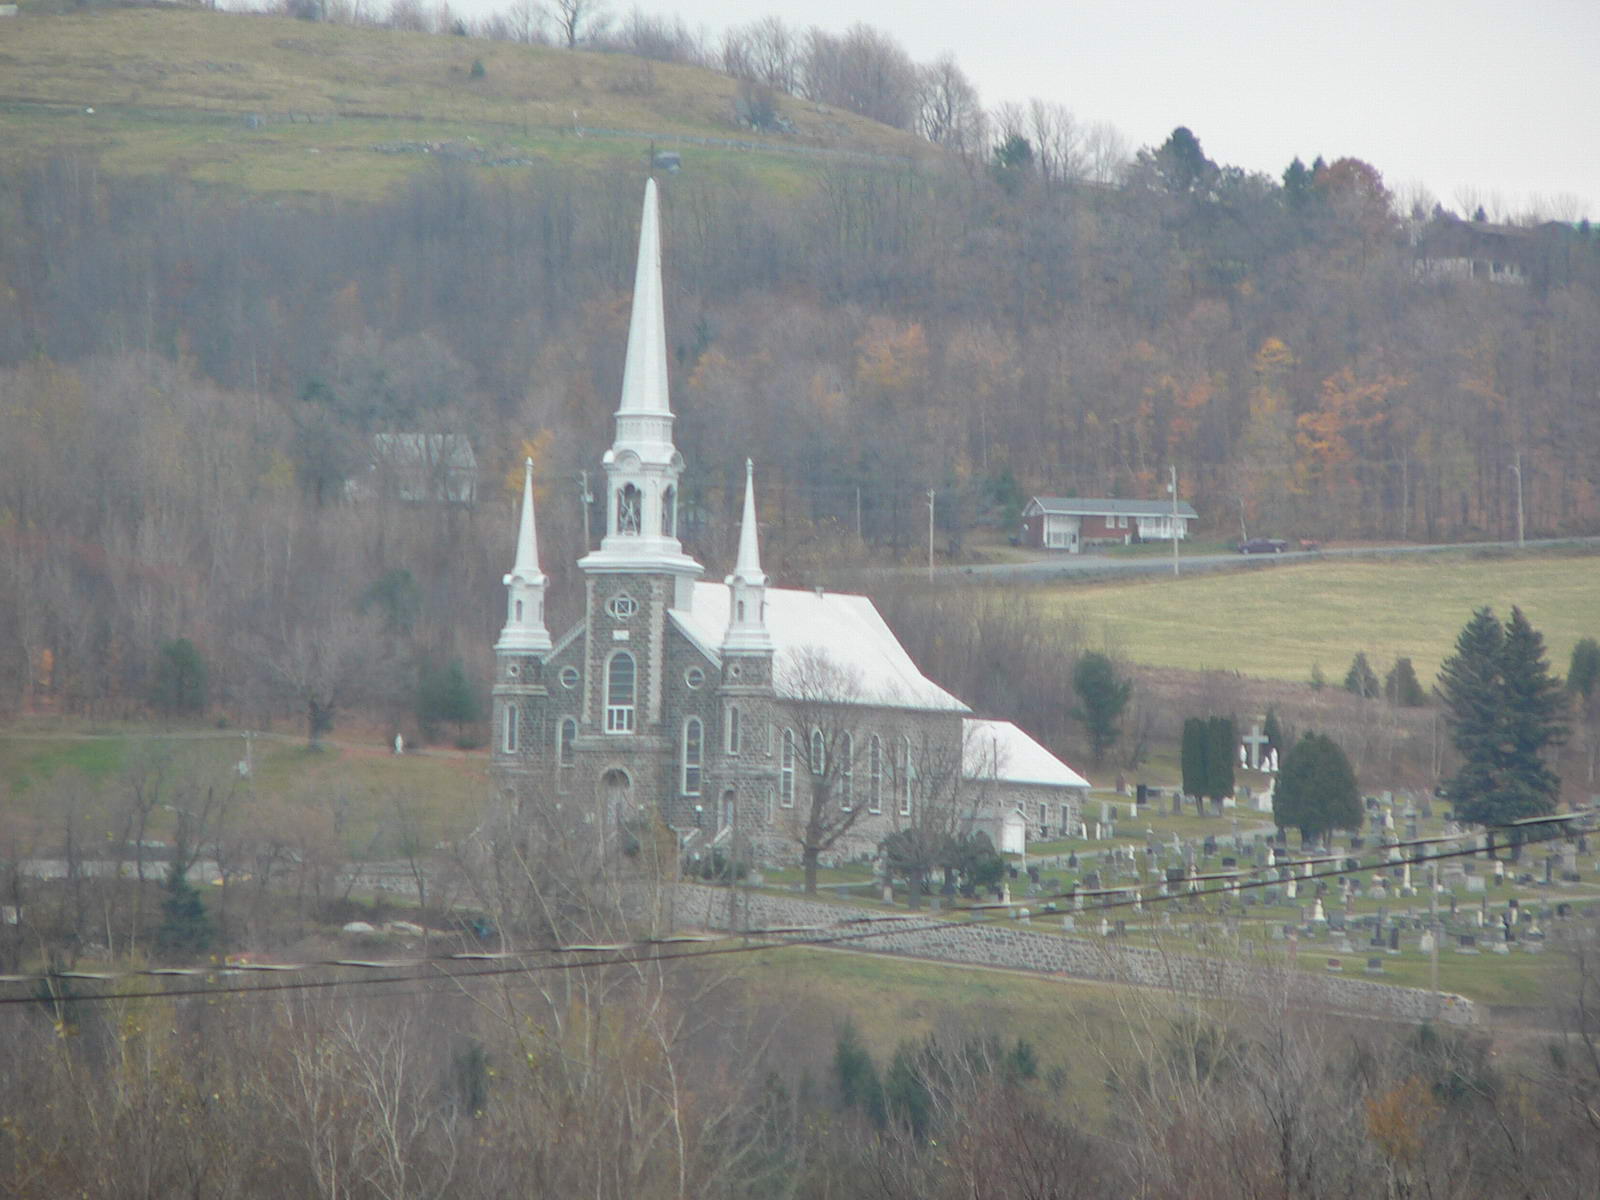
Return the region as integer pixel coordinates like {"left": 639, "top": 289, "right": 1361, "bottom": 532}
{"left": 1036, "top": 548, "right": 1599, "bottom": 683}
{"left": 0, "top": 8, "right": 930, "bottom": 198}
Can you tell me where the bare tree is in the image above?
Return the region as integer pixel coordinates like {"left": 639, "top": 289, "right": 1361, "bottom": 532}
{"left": 546, "top": 0, "right": 606, "bottom": 49}
{"left": 772, "top": 648, "right": 881, "bottom": 895}
{"left": 880, "top": 722, "right": 988, "bottom": 908}
{"left": 261, "top": 611, "right": 390, "bottom": 748}
{"left": 915, "top": 55, "right": 984, "bottom": 157}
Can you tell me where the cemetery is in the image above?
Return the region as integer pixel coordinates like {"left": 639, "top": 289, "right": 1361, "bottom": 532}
{"left": 716, "top": 744, "right": 1600, "bottom": 1012}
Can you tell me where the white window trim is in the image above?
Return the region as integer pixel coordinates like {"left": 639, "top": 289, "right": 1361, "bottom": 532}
{"left": 779, "top": 728, "right": 796, "bottom": 808}
{"left": 503, "top": 703, "right": 518, "bottom": 754}
{"left": 839, "top": 732, "right": 854, "bottom": 811}
{"left": 810, "top": 728, "right": 825, "bottom": 776}
{"left": 605, "top": 651, "right": 635, "bottom": 734}
{"left": 868, "top": 735, "right": 883, "bottom": 814}
{"left": 899, "top": 735, "right": 913, "bottom": 817}
{"left": 557, "top": 717, "right": 577, "bottom": 792}
{"left": 725, "top": 704, "right": 741, "bottom": 755}
{"left": 681, "top": 717, "right": 703, "bottom": 796}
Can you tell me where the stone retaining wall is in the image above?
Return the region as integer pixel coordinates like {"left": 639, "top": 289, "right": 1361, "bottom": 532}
{"left": 675, "top": 885, "right": 1477, "bottom": 1027}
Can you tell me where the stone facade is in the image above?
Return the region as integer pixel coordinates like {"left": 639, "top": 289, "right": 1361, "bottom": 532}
{"left": 489, "top": 181, "right": 1087, "bottom": 868}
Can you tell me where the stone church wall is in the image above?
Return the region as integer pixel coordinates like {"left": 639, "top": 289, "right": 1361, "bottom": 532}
{"left": 673, "top": 884, "right": 1478, "bottom": 1027}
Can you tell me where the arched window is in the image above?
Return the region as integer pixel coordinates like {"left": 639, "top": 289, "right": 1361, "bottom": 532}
{"left": 662, "top": 485, "right": 676, "bottom": 537}
{"left": 839, "top": 732, "right": 854, "bottom": 810}
{"left": 810, "top": 728, "right": 826, "bottom": 775}
{"left": 725, "top": 704, "right": 741, "bottom": 755}
{"left": 868, "top": 735, "right": 883, "bottom": 813}
{"left": 503, "top": 704, "right": 519, "bottom": 754}
{"left": 617, "top": 484, "right": 641, "bottom": 535}
{"left": 558, "top": 718, "right": 577, "bottom": 767}
{"left": 514, "top": 598, "right": 524, "bottom": 622}
{"left": 899, "top": 735, "right": 914, "bottom": 817}
{"left": 605, "top": 651, "right": 635, "bottom": 733}
{"left": 736, "top": 599, "right": 746, "bottom": 622}
{"left": 682, "top": 718, "right": 703, "bottom": 796}
{"left": 779, "top": 728, "right": 797, "bottom": 807}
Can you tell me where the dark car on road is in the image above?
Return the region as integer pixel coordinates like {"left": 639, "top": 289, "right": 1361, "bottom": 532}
{"left": 1237, "top": 537, "right": 1288, "bottom": 554}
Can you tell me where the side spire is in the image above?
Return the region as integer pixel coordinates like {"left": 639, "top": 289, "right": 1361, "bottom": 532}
{"left": 510, "top": 456, "right": 542, "bottom": 580}
{"left": 496, "top": 457, "right": 552, "bottom": 653}
{"left": 722, "top": 458, "right": 772, "bottom": 656}
{"left": 731, "top": 458, "right": 765, "bottom": 586}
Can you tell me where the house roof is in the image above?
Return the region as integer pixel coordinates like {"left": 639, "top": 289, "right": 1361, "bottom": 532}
{"left": 669, "top": 582, "right": 969, "bottom": 712}
{"left": 1027, "top": 496, "right": 1197, "bottom": 519}
{"left": 963, "top": 718, "right": 1090, "bottom": 790}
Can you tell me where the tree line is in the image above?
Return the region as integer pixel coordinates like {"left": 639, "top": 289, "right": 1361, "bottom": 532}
{"left": 4, "top": 43, "right": 1600, "bottom": 730}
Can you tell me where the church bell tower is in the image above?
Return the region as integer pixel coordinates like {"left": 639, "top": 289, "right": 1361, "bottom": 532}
{"left": 576, "top": 178, "right": 702, "bottom": 739}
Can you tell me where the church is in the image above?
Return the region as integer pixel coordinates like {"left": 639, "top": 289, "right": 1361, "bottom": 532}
{"left": 490, "top": 180, "right": 1089, "bottom": 865}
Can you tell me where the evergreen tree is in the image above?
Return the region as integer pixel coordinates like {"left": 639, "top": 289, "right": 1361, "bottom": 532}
{"left": 417, "top": 657, "right": 481, "bottom": 741}
{"left": 1309, "top": 662, "right": 1326, "bottom": 691}
{"left": 1569, "top": 638, "right": 1600, "bottom": 702}
{"left": 1072, "top": 651, "right": 1132, "bottom": 765}
{"left": 155, "top": 866, "right": 215, "bottom": 958}
{"left": 1438, "top": 606, "right": 1567, "bottom": 827}
{"left": 833, "top": 1021, "right": 885, "bottom": 1127}
{"left": 1495, "top": 607, "right": 1568, "bottom": 816}
{"left": 1384, "top": 657, "right": 1427, "bottom": 706}
{"left": 151, "top": 637, "right": 208, "bottom": 716}
{"left": 1273, "top": 732, "right": 1362, "bottom": 843}
{"left": 1206, "top": 715, "right": 1236, "bottom": 802}
{"left": 883, "top": 1041, "right": 933, "bottom": 1139}
{"left": 1344, "top": 651, "right": 1379, "bottom": 699}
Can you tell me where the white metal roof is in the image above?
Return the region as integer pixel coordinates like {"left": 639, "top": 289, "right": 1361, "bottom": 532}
{"left": 963, "top": 718, "right": 1090, "bottom": 790}
{"left": 1026, "top": 496, "right": 1198, "bottom": 519}
{"left": 670, "top": 582, "right": 968, "bottom": 712}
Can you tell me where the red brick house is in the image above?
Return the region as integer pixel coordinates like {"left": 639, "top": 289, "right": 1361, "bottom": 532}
{"left": 1020, "top": 496, "right": 1198, "bottom": 552}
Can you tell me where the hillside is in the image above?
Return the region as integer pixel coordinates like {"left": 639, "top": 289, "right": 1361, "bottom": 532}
{"left": 0, "top": 8, "right": 929, "bottom": 198}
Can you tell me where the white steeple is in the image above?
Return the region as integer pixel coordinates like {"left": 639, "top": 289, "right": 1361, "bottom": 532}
{"left": 496, "top": 457, "right": 552, "bottom": 653}
{"left": 579, "top": 178, "right": 701, "bottom": 594}
{"left": 722, "top": 459, "right": 773, "bottom": 656}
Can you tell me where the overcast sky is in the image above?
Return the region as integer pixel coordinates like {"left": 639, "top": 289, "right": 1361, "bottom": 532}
{"left": 444, "top": 0, "right": 1600, "bottom": 221}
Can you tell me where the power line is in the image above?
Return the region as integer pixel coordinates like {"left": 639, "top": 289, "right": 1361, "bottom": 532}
{"left": 4, "top": 814, "right": 1590, "bottom": 1007}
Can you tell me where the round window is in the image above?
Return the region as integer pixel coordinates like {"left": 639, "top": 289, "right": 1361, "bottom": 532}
{"left": 559, "top": 666, "right": 580, "bottom": 689}
{"left": 606, "top": 593, "right": 638, "bottom": 620}
{"left": 685, "top": 666, "right": 705, "bottom": 690}
{"left": 506, "top": 663, "right": 521, "bottom": 678}
{"left": 727, "top": 663, "right": 742, "bottom": 680}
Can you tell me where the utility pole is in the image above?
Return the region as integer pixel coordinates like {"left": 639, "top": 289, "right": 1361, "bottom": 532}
{"left": 579, "top": 470, "right": 593, "bottom": 550}
{"left": 1512, "top": 451, "right": 1525, "bottom": 548}
{"left": 927, "top": 488, "right": 936, "bottom": 581}
{"left": 855, "top": 486, "right": 862, "bottom": 541}
{"left": 1168, "top": 465, "right": 1180, "bottom": 578}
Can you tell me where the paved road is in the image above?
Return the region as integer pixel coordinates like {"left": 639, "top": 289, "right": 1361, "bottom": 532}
{"left": 839, "top": 535, "right": 1600, "bottom": 588}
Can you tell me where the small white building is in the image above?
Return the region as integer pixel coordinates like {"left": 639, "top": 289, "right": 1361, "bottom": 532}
{"left": 963, "top": 717, "right": 1090, "bottom": 849}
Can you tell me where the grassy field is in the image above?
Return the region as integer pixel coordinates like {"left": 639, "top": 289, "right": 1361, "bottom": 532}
{"left": 723, "top": 944, "right": 1153, "bottom": 1115}
{"left": 0, "top": 9, "right": 927, "bottom": 200}
{"left": 0, "top": 723, "right": 489, "bottom": 853}
{"left": 1033, "top": 547, "right": 1599, "bottom": 683}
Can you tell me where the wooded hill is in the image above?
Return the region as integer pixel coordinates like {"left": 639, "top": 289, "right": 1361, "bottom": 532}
{"left": 2, "top": 7, "right": 1599, "bottom": 736}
